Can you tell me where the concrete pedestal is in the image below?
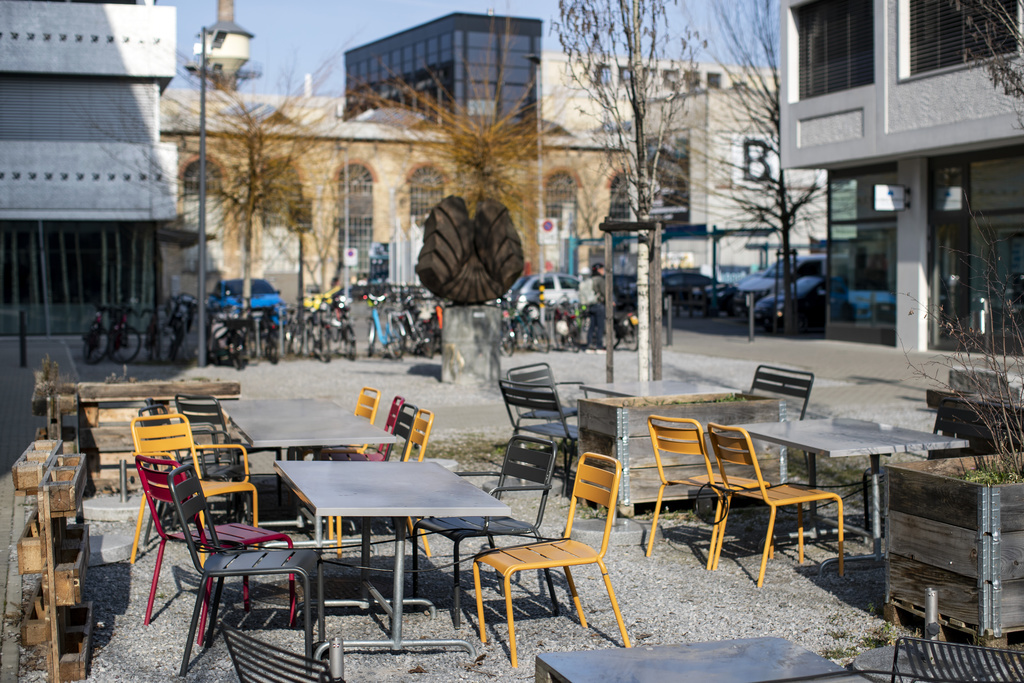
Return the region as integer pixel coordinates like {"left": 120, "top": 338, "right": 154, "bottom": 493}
{"left": 441, "top": 305, "right": 501, "bottom": 385}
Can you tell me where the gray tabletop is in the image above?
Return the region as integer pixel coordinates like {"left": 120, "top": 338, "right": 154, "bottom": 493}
{"left": 734, "top": 418, "right": 969, "bottom": 457}
{"left": 581, "top": 380, "right": 732, "bottom": 398}
{"left": 227, "top": 398, "right": 396, "bottom": 448}
{"left": 275, "top": 460, "right": 510, "bottom": 518}
{"left": 535, "top": 637, "right": 858, "bottom": 683}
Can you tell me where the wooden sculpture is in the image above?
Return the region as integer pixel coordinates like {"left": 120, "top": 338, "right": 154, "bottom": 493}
{"left": 416, "top": 196, "right": 524, "bottom": 304}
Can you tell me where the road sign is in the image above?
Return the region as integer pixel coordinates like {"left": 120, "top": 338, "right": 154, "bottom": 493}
{"left": 343, "top": 247, "right": 358, "bottom": 267}
{"left": 538, "top": 218, "right": 558, "bottom": 246}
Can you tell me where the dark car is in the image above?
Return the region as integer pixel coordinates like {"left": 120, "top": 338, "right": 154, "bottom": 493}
{"left": 662, "top": 270, "right": 713, "bottom": 309}
{"left": 753, "top": 275, "right": 827, "bottom": 332}
{"left": 209, "top": 278, "right": 286, "bottom": 311}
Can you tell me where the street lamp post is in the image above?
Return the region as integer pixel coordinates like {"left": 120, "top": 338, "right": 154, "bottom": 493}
{"left": 197, "top": 26, "right": 209, "bottom": 366}
{"left": 527, "top": 53, "right": 544, "bottom": 327}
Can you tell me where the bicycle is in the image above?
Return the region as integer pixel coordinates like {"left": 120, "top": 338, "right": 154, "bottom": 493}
{"left": 396, "top": 294, "right": 435, "bottom": 358}
{"left": 82, "top": 305, "right": 108, "bottom": 365}
{"left": 365, "top": 293, "right": 404, "bottom": 360}
{"left": 327, "top": 295, "right": 357, "bottom": 361}
{"left": 552, "top": 301, "right": 585, "bottom": 352}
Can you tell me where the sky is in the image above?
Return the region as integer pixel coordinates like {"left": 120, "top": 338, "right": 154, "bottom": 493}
{"left": 160, "top": 0, "right": 568, "bottom": 95}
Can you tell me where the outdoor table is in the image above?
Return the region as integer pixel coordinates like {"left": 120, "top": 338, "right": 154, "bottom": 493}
{"left": 581, "top": 379, "right": 732, "bottom": 398}
{"left": 274, "top": 460, "right": 509, "bottom": 657}
{"left": 535, "top": 637, "right": 862, "bottom": 682}
{"left": 733, "top": 418, "right": 969, "bottom": 568}
{"left": 227, "top": 398, "right": 395, "bottom": 449}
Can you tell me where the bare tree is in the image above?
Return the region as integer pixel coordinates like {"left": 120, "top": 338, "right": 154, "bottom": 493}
{"left": 704, "top": 0, "right": 825, "bottom": 334}
{"left": 555, "top": 0, "right": 699, "bottom": 380}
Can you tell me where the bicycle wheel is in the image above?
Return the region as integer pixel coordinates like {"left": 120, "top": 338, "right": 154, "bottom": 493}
{"left": 342, "top": 324, "right": 357, "bottom": 361}
{"left": 168, "top": 323, "right": 185, "bottom": 362}
{"left": 264, "top": 329, "right": 280, "bottom": 364}
{"left": 83, "top": 328, "right": 107, "bottom": 364}
{"left": 367, "top": 321, "right": 378, "bottom": 357}
{"left": 499, "top": 326, "right": 515, "bottom": 357}
{"left": 530, "top": 321, "right": 550, "bottom": 353}
{"left": 110, "top": 326, "right": 142, "bottom": 363}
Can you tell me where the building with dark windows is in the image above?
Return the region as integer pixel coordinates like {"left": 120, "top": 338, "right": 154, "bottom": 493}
{"left": 343, "top": 12, "right": 542, "bottom": 119}
{"left": 780, "top": 0, "right": 1024, "bottom": 350}
{"left": 0, "top": 0, "right": 178, "bottom": 336}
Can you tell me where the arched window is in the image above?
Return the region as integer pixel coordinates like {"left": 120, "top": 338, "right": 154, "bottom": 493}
{"left": 609, "top": 173, "right": 631, "bottom": 220}
{"left": 545, "top": 171, "right": 577, "bottom": 234}
{"left": 339, "top": 164, "right": 374, "bottom": 277}
{"left": 408, "top": 166, "right": 444, "bottom": 220}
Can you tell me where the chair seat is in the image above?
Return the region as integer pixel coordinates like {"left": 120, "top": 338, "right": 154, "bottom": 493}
{"left": 204, "top": 548, "right": 319, "bottom": 577}
{"left": 477, "top": 538, "right": 597, "bottom": 575}
{"left": 518, "top": 422, "right": 579, "bottom": 441}
{"left": 419, "top": 516, "right": 535, "bottom": 539}
{"left": 320, "top": 449, "right": 385, "bottom": 462}
{"left": 212, "top": 523, "right": 291, "bottom": 546}
{"left": 737, "top": 483, "right": 838, "bottom": 506}
{"left": 683, "top": 473, "right": 763, "bottom": 493}
{"left": 520, "top": 407, "right": 578, "bottom": 421}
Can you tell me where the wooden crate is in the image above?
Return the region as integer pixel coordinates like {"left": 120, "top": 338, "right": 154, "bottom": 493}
{"left": 76, "top": 380, "right": 240, "bottom": 489}
{"left": 578, "top": 393, "right": 784, "bottom": 510}
{"left": 18, "top": 509, "right": 43, "bottom": 575}
{"left": 57, "top": 603, "right": 93, "bottom": 683}
{"left": 21, "top": 581, "right": 47, "bottom": 647}
{"left": 886, "top": 456, "right": 1024, "bottom": 639}
{"left": 13, "top": 440, "right": 62, "bottom": 495}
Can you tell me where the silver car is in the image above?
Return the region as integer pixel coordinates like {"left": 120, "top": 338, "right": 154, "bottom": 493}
{"left": 506, "top": 273, "right": 580, "bottom": 311}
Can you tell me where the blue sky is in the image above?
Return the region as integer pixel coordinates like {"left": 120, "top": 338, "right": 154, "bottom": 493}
{"left": 161, "top": 1, "right": 566, "bottom": 94}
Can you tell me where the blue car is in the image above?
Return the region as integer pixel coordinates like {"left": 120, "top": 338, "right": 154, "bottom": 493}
{"left": 208, "top": 278, "right": 286, "bottom": 311}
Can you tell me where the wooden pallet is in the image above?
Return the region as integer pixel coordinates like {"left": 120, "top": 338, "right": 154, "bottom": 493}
{"left": 14, "top": 440, "right": 93, "bottom": 682}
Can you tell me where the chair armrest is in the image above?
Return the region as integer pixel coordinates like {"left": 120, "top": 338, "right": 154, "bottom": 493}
{"left": 454, "top": 470, "right": 503, "bottom": 479}
{"left": 554, "top": 380, "right": 584, "bottom": 388}
{"left": 196, "top": 443, "right": 249, "bottom": 474}
{"left": 487, "top": 484, "right": 551, "bottom": 496}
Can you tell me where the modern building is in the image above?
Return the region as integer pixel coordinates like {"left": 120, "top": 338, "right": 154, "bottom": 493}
{"left": 344, "top": 12, "right": 542, "bottom": 121}
{"left": 0, "top": 0, "right": 178, "bottom": 335}
{"left": 780, "top": 0, "right": 1024, "bottom": 349}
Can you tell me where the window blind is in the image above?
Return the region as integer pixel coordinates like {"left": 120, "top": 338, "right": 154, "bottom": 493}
{"left": 798, "top": 0, "right": 875, "bottom": 99}
{"left": 910, "top": 0, "right": 1017, "bottom": 75}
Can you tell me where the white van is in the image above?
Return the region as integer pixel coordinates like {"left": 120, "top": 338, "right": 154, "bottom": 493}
{"left": 731, "top": 254, "right": 827, "bottom": 316}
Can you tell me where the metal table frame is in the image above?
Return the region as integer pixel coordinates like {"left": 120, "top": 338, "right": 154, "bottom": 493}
{"left": 734, "top": 418, "right": 968, "bottom": 569}
{"left": 275, "top": 460, "right": 510, "bottom": 657}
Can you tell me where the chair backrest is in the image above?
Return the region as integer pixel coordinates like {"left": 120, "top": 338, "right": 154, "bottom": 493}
{"left": 564, "top": 452, "right": 622, "bottom": 557}
{"left": 498, "top": 379, "right": 569, "bottom": 432}
{"left": 506, "top": 362, "right": 555, "bottom": 387}
{"left": 134, "top": 454, "right": 180, "bottom": 541}
{"left": 131, "top": 413, "right": 195, "bottom": 461}
{"left": 166, "top": 463, "right": 221, "bottom": 573}
{"left": 706, "top": 423, "right": 771, "bottom": 498}
{"left": 647, "top": 415, "right": 710, "bottom": 483}
{"left": 749, "top": 365, "right": 814, "bottom": 420}
{"left": 496, "top": 436, "right": 557, "bottom": 529}
{"left": 222, "top": 623, "right": 337, "bottom": 683}
{"left": 137, "top": 401, "right": 172, "bottom": 422}
{"left": 376, "top": 396, "right": 405, "bottom": 459}
{"left": 174, "top": 394, "right": 228, "bottom": 431}
{"left": 355, "top": 386, "right": 381, "bottom": 423}
{"left": 931, "top": 397, "right": 997, "bottom": 458}
{"left": 890, "top": 636, "right": 1024, "bottom": 682}
{"left": 404, "top": 409, "right": 434, "bottom": 462}
{"left": 387, "top": 402, "right": 419, "bottom": 462}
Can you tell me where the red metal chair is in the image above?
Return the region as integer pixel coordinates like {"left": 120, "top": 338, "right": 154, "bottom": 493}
{"left": 134, "top": 455, "right": 297, "bottom": 637}
{"left": 321, "top": 395, "right": 406, "bottom": 462}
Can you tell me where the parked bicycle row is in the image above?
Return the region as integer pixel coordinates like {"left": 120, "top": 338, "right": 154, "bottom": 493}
{"left": 497, "top": 298, "right": 639, "bottom": 357}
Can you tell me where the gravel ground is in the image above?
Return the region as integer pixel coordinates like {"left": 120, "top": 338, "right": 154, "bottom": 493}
{"left": 18, "top": 343, "right": 927, "bottom": 681}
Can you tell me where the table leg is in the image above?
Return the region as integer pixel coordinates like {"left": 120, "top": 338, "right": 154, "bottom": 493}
{"left": 818, "top": 453, "right": 884, "bottom": 574}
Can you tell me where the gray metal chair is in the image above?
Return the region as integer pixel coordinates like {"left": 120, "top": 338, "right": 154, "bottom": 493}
{"left": 168, "top": 463, "right": 324, "bottom": 677}
{"left": 499, "top": 379, "right": 578, "bottom": 494}
{"left": 506, "top": 362, "right": 582, "bottom": 420}
{"left": 411, "top": 435, "right": 559, "bottom": 627}
{"left": 222, "top": 623, "right": 343, "bottom": 683}
{"left": 891, "top": 636, "right": 1024, "bottom": 682}
{"left": 174, "top": 393, "right": 245, "bottom": 480}
{"left": 749, "top": 365, "right": 814, "bottom": 420}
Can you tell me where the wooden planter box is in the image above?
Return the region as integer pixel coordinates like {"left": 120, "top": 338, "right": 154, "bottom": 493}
{"left": 578, "top": 392, "right": 784, "bottom": 512}
{"left": 886, "top": 456, "right": 1024, "bottom": 642}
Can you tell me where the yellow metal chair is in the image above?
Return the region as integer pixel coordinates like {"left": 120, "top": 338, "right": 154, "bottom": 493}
{"left": 645, "top": 415, "right": 763, "bottom": 565}
{"left": 355, "top": 386, "right": 380, "bottom": 422}
{"left": 706, "top": 422, "right": 844, "bottom": 587}
{"left": 129, "top": 413, "right": 259, "bottom": 564}
{"left": 472, "top": 452, "right": 631, "bottom": 668}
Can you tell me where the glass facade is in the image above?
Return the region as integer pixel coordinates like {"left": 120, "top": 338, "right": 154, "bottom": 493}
{"left": 344, "top": 13, "right": 542, "bottom": 120}
{"left": 930, "top": 152, "right": 1024, "bottom": 348}
{"left": 828, "top": 168, "right": 898, "bottom": 344}
{"left": 0, "top": 221, "right": 155, "bottom": 335}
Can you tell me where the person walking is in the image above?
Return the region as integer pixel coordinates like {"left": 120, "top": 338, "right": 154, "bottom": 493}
{"left": 583, "top": 263, "right": 606, "bottom": 352}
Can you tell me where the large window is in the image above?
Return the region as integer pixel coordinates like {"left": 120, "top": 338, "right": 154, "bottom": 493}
{"left": 545, "top": 172, "right": 578, "bottom": 234}
{"left": 339, "top": 164, "right": 374, "bottom": 277}
{"left": 408, "top": 166, "right": 444, "bottom": 220}
{"left": 828, "top": 169, "right": 898, "bottom": 342}
{"left": 797, "top": 0, "right": 874, "bottom": 98}
{"left": 910, "top": 0, "right": 1016, "bottom": 75}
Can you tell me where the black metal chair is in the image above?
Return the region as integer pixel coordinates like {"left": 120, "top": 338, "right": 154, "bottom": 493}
{"left": 929, "top": 396, "right": 999, "bottom": 459}
{"left": 411, "top": 435, "right": 559, "bottom": 627}
{"left": 506, "top": 362, "right": 582, "bottom": 420}
{"left": 498, "top": 379, "right": 579, "bottom": 494}
{"left": 167, "top": 463, "right": 324, "bottom": 677}
{"left": 222, "top": 623, "right": 342, "bottom": 683}
{"left": 174, "top": 394, "right": 246, "bottom": 480}
{"left": 890, "top": 636, "right": 1024, "bottom": 682}
{"left": 749, "top": 364, "right": 814, "bottom": 420}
